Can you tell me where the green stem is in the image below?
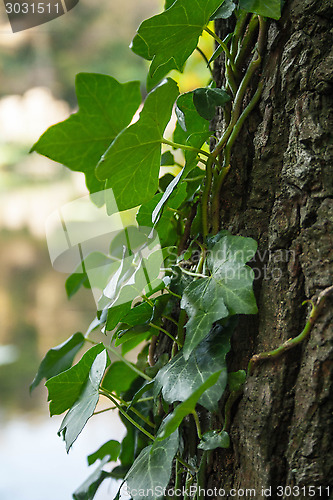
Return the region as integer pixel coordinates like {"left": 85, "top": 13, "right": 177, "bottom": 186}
{"left": 85, "top": 338, "right": 152, "bottom": 382}
{"left": 164, "top": 287, "right": 182, "bottom": 299}
{"left": 109, "top": 391, "right": 156, "bottom": 428}
{"left": 201, "top": 156, "right": 214, "bottom": 240}
{"left": 162, "top": 138, "right": 212, "bottom": 159}
{"left": 204, "top": 26, "right": 237, "bottom": 74}
{"left": 195, "top": 46, "right": 214, "bottom": 78}
{"left": 196, "top": 451, "right": 208, "bottom": 500}
{"left": 222, "top": 389, "right": 243, "bottom": 432}
{"left": 179, "top": 267, "right": 206, "bottom": 279}
{"left": 248, "top": 286, "right": 333, "bottom": 375}
{"left": 177, "top": 309, "right": 187, "bottom": 347}
{"left": 230, "top": 10, "right": 248, "bottom": 59}
{"left": 149, "top": 322, "right": 182, "bottom": 347}
{"left": 192, "top": 410, "right": 202, "bottom": 439}
{"left": 100, "top": 391, "right": 155, "bottom": 441}
{"left": 211, "top": 165, "right": 231, "bottom": 234}
{"left": 234, "top": 14, "right": 259, "bottom": 69}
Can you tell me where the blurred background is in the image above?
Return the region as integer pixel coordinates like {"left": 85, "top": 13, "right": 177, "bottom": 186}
{"left": 0, "top": 1, "right": 212, "bottom": 498}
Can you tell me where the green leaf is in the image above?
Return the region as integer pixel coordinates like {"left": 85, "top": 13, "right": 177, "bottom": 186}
{"left": 46, "top": 344, "right": 105, "bottom": 416}
{"left": 95, "top": 79, "right": 179, "bottom": 211}
{"left": 228, "top": 369, "right": 247, "bottom": 392}
{"left": 160, "top": 151, "right": 175, "bottom": 166}
{"left": 122, "top": 302, "right": 153, "bottom": 326}
{"left": 101, "top": 361, "right": 139, "bottom": 396}
{"left": 193, "top": 87, "right": 231, "bottom": 121}
{"left": 157, "top": 372, "right": 221, "bottom": 440}
{"left": 125, "top": 430, "right": 179, "bottom": 500}
{"left": 31, "top": 74, "right": 141, "bottom": 196}
{"left": 106, "top": 302, "right": 132, "bottom": 331}
{"left": 239, "top": 0, "right": 281, "bottom": 19}
{"left": 87, "top": 440, "right": 121, "bottom": 466}
{"left": 181, "top": 234, "right": 257, "bottom": 358}
{"left": 174, "top": 92, "right": 211, "bottom": 171}
{"left": 73, "top": 455, "right": 110, "bottom": 500}
{"left": 65, "top": 273, "right": 90, "bottom": 299}
{"left": 210, "top": 0, "right": 236, "bottom": 19}
{"left": 58, "top": 350, "right": 107, "bottom": 452}
{"left": 30, "top": 332, "right": 85, "bottom": 392}
{"left": 131, "top": 0, "right": 225, "bottom": 84}
{"left": 155, "top": 321, "right": 234, "bottom": 411}
{"left": 198, "top": 430, "right": 230, "bottom": 450}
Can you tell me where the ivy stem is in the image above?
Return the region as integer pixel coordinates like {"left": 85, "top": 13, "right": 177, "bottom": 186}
{"left": 201, "top": 156, "right": 214, "bottom": 240}
{"left": 248, "top": 286, "right": 333, "bottom": 376}
{"left": 85, "top": 338, "right": 152, "bottom": 382}
{"left": 108, "top": 391, "right": 156, "bottom": 428}
{"left": 192, "top": 410, "right": 202, "bottom": 439}
{"left": 149, "top": 322, "right": 182, "bottom": 347}
{"left": 195, "top": 46, "right": 214, "bottom": 78}
{"left": 100, "top": 390, "right": 155, "bottom": 441}
{"left": 234, "top": 14, "right": 259, "bottom": 69}
{"left": 176, "top": 455, "right": 197, "bottom": 474}
{"left": 211, "top": 165, "right": 231, "bottom": 234}
{"left": 222, "top": 389, "right": 243, "bottom": 432}
{"left": 161, "top": 138, "right": 212, "bottom": 160}
{"left": 230, "top": 10, "right": 249, "bottom": 59}
{"left": 164, "top": 287, "right": 182, "bottom": 299}
{"left": 177, "top": 309, "right": 187, "bottom": 347}
{"left": 179, "top": 267, "right": 206, "bottom": 279}
{"left": 196, "top": 451, "right": 208, "bottom": 499}
{"left": 204, "top": 26, "right": 237, "bottom": 74}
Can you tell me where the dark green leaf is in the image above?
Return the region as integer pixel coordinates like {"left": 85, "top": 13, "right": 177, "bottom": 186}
{"left": 101, "top": 361, "right": 139, "bottom": 396}
{"left": 58, "top": 350, "right": 107, "bottom": 452}
{"left": 198, "top": 430, "right": 230, "bottom": 450}
{"left": 131, "top": 0, "right": 225, "bottom": 84}
{"left": 239, "top": 0, "right": 281, "bottom": 19}
{"left": 95, "top": 79, "right": 179, "bottom": 211}
{"left": 125, "top": 430, "right": 179, "bottom": 500}
{"left": 87, "top": 440, "right": 121, "bottom": 466}
{"left": 155, "top": 322, "right": 234, "bottom": 411}
{"left": 73, "top": 455, "right": 110, "bottom": 500}
{"left": 31, "top": 74, "right": 141, "bottom": 197}
{"left": 46, "top": 344, "right": 105, "bottom": 416}
{"left": 228, "top": 369, "right": 247, "bottom": 392}
{"left": 106, "top": 302, "right": 132, "bottom": 331}
{"left": 193, "top": 87, "right": 231, "bottom": 121}
{"left": 210, "top": 0, "right": 236, "bottom": 20}
{"left": 160, "top": 151, "right": 175, "bottom": 166}
{"left": 122, "top": 302, "right": 153, "bottom": 326}
{"left": 30, "top": 332, "right": 85, "bottom": 392}
{"left": 181, "top": 234, "right": 257, "bottom": 359}
{"left": 129, "top": 380, "right": 155, "bottom": 408}
{"left": 174, "top": 92, "right": 211, "bottom": 172}
{"left": 65, "top": 273, "right": 90, "bottom": 299}
{"left": 157, "top": 372, "right": 221, "bottom": 440}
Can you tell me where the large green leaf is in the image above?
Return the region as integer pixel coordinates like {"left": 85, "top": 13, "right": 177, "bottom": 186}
{"left": 30, "top": 332, "right": 85, "bottom": 392}
{"left": 157, "top": 372, "right": 221, "bottom": 440}
{"left": 131, "top": 0, "right": 225, "bottom": 85}
{"left": 46, "top": 344, "right": 105, "bottom": 416}
{"left": 155, "top": 321, "right": 234, "bottom": 411}
{"left": 73, "top": 456, "right": 111, "bottom": 500}
{"left": 181, "top": 234, "right": 257, "bottom": 358}
{"left": 95, "top": 79, "right": 179, "bottom": 211}
{"left": 101, "top": 361, "right": 138, "bottom": 396}
{"left": 193, "top": 87, "right": 231, "bottom": 121}
{"left": 58, "top": 350, "right": 107, "bottom": 452}
{"left": 31, "top": 74, "right": 141, "bottom": 196}
{"left": 125, "top": 430, "right": 179, "bottom": 500}
{"left": 198, "top": 430, "right": 230, "bottom": 450}
{"left": 239, "top": 0, "right": 281, "bottom": 19}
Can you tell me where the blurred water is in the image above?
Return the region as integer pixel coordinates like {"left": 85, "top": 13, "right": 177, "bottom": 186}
{"left": 0, "top": 410, "right": 125, "bottom": 500}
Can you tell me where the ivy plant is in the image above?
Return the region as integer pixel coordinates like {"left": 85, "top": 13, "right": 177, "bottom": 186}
{"left": 31, "top": 1, "right": 285, "bottom": 499}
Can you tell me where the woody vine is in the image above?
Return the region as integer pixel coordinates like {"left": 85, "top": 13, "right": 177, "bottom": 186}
{"left": 30, "top": 1, "right": 331, "bottom": 499}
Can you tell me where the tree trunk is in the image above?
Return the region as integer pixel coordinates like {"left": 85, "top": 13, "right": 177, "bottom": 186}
{"left": 209, "top": 1, "right": 333, "bottom": 498}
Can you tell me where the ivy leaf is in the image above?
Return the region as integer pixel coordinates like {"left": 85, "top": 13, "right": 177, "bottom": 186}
{"left": 95, "top": 79, "right": 179, "bottom": 211}
{"left": 239, "top": 0, "right": 281, "bottom": 19}
{"left": 125, "top": 430, "right": 179, "bottom": 500}
{"left": 160, "top": 151, "right": 175, "bottom": 166}
{"left": 101, "top": 361, "right": 139, "bottom": 396}
{"left": 228, "top": 369, "right": 247, "bottom": 392}
{"left": 65, "top": 273, "right": 90, "bottom": 299}
{"left": 155, "top": 321, "right": 234, "bottom": 411}
{"left": 46, "top": 344, "right": 105, "bottom": 416}
{"left": 210, "top": 0, "right": 236, "bottom": 20}
{"left": 131, "top": 0, "right": 225, "bottom": 85}
{"left": 198, "top": 430, "right": 230, "bottom": 450}
{"left": 87, "top": 440, "right": 121, "bottom": 466}
{"left": 30, "top": 332, "right": 85, "bottom": 392}
{"left": 58, "top": 350, "right": 107, "bottom": 452}
{"left": 193, "top": 87, "right": 231, "bottom": 121}
{"left": 157, "top": 371, "right": 221, "bottom": 440}
{"left": 174, "top": 92, "right": 211, "bottom": 172}
{"left": 31, "top": 74, "right": 141, "bottom": 197}
{"left": 122, "top": 302, "right": 153, "bottom": 326}
{"left": 181, "top": 234, "right": 257, "bottom": 359}
{"left": 73, "top": 456, "right": 110, "bottom": 500}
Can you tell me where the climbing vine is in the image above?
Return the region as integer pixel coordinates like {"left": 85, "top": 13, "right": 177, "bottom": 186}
{"left": 27, "top": 1, "right": 306, "bottom": 499}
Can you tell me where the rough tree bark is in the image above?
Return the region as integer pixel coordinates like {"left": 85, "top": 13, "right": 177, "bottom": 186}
{"left": 207, "top": 1, "right": 333, "bottom": 498}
